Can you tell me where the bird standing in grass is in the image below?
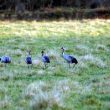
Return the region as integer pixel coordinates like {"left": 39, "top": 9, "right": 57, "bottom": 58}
{"left": 41, "top": 50, "right": 50, "bottom": 69}
{"left": 61, "top": 47, "right": 78, "bottom": 68}
{"left": 25, "top": 51, "right": 32, "bottom": 68}
{"left": 0, "top": 56, "right": 11, "bottom": 67}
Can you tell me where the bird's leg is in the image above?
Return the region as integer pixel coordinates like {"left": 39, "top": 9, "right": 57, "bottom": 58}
{"left": 28, "top": 65, "right": 29, "bottom": 69}
{"left": 73, "top": 64, "right": 76, "bottom": 68}
{"left": 45, "top": 63, "right": 47, "bottom": 69}
{"left": 46, "top": 65, "right": 48, "bottom": 69}
{"left": 43, "top": 63, "right": 46, "bottom": 69}
{"left": 31, "top": 64, "right": 33, "bottom": 68}
{"left": 69, "top": 63, "right": 70, "bottom": 68}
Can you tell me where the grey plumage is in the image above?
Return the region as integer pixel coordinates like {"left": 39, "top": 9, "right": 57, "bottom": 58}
{"left": 25, "top": 51, "right": 32, "bottom": 68}
{"left": 0, "top": 56, "right": 11, "bottom": 67}
{"left": 41, "top": 50, "right": 50, "bottom": 68}
{"left": 61, "top": 47, "right": 78, "bottom": 68}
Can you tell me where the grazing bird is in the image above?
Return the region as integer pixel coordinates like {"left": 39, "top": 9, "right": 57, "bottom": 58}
{"left": 0, "top": 56, "right": 11, "bottom": 67}
{"left": 41, "top": 50, "right": 50, "bottom": 68}
{"left": 61, "top": 47, "right": 78, "bottom": 68}
{"left": 25, "top": 51, "right": 32, "bottom": 68}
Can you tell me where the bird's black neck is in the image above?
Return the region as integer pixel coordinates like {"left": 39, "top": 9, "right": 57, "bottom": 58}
{"left": 27, "top": 53, "right": 31, "bottom": 57}
{"left": 41, "top": 51, "right": 45, "bottom": 56}
{"left": 42, "top": 52, "right": 45, "bottom": 56}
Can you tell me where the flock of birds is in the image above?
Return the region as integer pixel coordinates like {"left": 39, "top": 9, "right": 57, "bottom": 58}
{"left": 0, "top": 47, "right": 78, "bottom": 69}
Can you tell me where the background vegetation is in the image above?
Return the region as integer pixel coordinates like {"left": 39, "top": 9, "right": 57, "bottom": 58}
{"left": 0, "top": 0, "right": 110, "bottom": 20}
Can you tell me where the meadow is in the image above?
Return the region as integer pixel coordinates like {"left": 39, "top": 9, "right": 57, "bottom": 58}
{"left": 0, "top": 19, "right": 110, "bottom": 110}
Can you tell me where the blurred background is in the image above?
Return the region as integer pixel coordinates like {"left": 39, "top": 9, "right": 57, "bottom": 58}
{"left": 0, "top": 0, "right": 110, "bottom": 20}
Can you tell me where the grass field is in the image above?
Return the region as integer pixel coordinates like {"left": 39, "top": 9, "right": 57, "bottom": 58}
{"left": 0, "top": 19, "right": 110, "bottom": 110}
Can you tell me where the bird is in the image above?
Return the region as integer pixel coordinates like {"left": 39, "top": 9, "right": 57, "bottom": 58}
{"left": 61, "top": 47, "right": 78, "bottom": 68}
{"left": 41, "top": 50, "right": 50, "bottom": 69}
{"left": 0, "top": 56, "right": 11, "bottom": 67}
{"left": 25, "top": 50, "right": 32, "bottom": 68}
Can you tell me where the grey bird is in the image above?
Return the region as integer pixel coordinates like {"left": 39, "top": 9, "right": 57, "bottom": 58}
{"left": 61, "top": 47, "right": 78, "bottom": 68}
{"left": 25, "top": 51, "right": 32, "bottom": 68}
{"left": 41, "top": 50, "right": 50, "bottom": 69}
{"left": 0, "top": 56, "right": 11, "bottom": 67}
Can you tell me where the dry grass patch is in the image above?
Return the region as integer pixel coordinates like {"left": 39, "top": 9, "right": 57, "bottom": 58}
{"left": 24, "top": 81, "right": 63, "bottom": 110}
{"left": 80, "top": 54, "right": 106, "bottom": 68}
{"left": 76, "top": 44, "right": 92, "bottom": 53}
{"left": 96, "top": 44, "right": 109, "bottom": 52}
{"left": 23, "top": 79, "right": 92, "bottom": 110}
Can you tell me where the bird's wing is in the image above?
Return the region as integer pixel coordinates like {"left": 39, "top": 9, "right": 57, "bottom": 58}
{"left": 6, "top": 56, "right": 11, "bottom": 62}
{"left": 26, "top": 56, "right": 32, "bottom": 62}
{"left": 69, "top": 55, "right": 78, "bottom": 63}
{"left": 43, "top": 56, "right": 50, "bottom": 62}
{"left": 68, "top": 55, "right": 74, "bottom": 60}
{"left": 63, "top": 54, "right": 72, "bottom": 61}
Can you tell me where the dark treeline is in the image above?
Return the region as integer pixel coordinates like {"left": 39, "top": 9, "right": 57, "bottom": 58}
{"left": 0, "top": 0, "right": 110, "bottom": 10}
{"left": 0, "top": 0, "right": 110, "bottom": 20}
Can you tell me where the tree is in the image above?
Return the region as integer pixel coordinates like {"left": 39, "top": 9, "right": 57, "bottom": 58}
{"left": 15, "top": 0, "right": 25, "bottom": 19}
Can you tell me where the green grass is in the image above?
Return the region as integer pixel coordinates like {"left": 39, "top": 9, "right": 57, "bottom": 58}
{"left": 0, "top": 19, "right": 110, "bottom": 110}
